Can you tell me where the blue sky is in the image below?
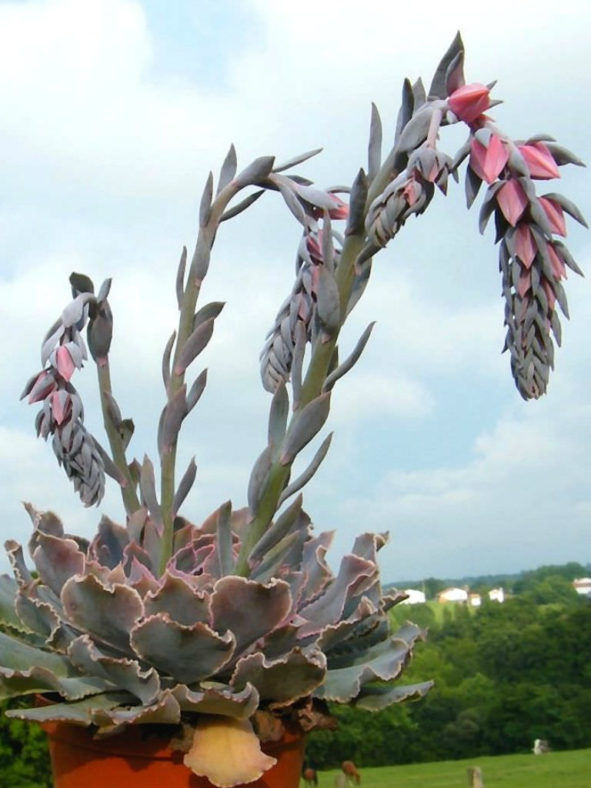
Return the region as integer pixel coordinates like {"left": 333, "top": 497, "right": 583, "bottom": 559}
{"left": 1, "top": 0, "right": 590, "bottom": 581}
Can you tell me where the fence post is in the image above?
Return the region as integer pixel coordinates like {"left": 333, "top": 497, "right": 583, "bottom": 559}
{"left": 467, "top": 766, "right": 484, "bottom": 787}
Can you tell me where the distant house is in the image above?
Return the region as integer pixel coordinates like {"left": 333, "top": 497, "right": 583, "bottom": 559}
{"left": 469, "top": 593, "right": 482, "bottom": 607}
{"left": 573, "top": 578, "right": 591, "bottom": 597}
{"left": 488, "top": 587, "right": 505, "bottom": 603}
{"left": 400, "top": 589, "right": 426, "bottom": 605}
{"left": 437, "top": 587, "right": 468, "bottom": 604}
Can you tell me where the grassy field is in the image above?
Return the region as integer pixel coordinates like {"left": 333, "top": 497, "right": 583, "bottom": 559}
{"left": 303, "top": 748, "right": 591, "bottom": 787}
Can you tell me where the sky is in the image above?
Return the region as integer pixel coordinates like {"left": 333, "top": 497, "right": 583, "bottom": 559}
{"left": 1, "top": 0, "right": 590, "bottom": 583}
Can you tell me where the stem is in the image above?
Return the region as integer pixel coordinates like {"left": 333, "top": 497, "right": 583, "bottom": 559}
{"left": 158, "top": 183, "right": 240, "bottom": 575}
{"left": 96, "top": 360, "right": 141, "bottom": 515}
{"left": 234, "top": 232, "right": 364, "bottom": 576}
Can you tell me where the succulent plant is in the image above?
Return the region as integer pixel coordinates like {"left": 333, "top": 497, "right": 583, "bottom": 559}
{"left": 1, "top": 34, "right": 585, "bottom": 787}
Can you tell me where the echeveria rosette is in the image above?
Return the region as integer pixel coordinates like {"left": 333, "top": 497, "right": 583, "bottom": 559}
{"left": 450, "top": 81, "right": 587, "bottom": 398}
{"left": 0, "top": 503, "right": 430, "bottom": 785}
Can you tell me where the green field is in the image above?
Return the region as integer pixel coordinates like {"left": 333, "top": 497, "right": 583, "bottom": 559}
{"left": 302, "top": 748, "right": 591, "bottom": 787}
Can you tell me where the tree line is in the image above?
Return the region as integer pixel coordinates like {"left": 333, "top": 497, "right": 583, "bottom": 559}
{"left": 307, "top": 563, "right": 591, "bottom": 768}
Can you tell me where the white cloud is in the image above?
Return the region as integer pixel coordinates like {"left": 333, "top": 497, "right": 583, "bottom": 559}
{"left": 0, "top": 0, "right": 589, "bottom": 581}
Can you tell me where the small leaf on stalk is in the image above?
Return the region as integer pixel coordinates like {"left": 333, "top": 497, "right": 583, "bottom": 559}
{"left": 216, "top": 500, "right": 234, "bottom": 577}
{"left": 69, "top": 272, "right": 95, "bottom": 296}
{"left": 176, "top": 247, "right": 187, "bottom": 308}
{"left": 268, "top": 383, "right": 289, "bottom": 452}
{"left": 542, "top": 192, "right": 588, "bottom": 227}
{"left": 428, "top": 31, "right": 464, "bottom": 98}
{"left": 235, "top": 156, "right": 275, "bottom": 187}
{"left": 174, "top": 318, "right": 215, "bottom": 375}
{"left": 249, "top": 495, "right": 303, "bottom": 564}
{"left": 159, "top": 385, "right": 188, "bottom": 454}
{"left": 465, "top": 166, "right": 483, "bottom": 209}
{"left": 199, "top": 172, "right": 214, "bottom": 227}
{"left": 173, "top": 457, "right": 197, "bottom": 515}
{"left": 321, "top": 212, "right": 335, "bottom": 272}
{"left": 273, "top": 148, "right": 323, "bottom": 173}
{"left": 346, "top": 169, "right": 368, "bottom": 237}
{"left": 193, "top": 301, "right": 225, "bottom": 330}
{"left": 544, "top": 142, "right": 586, "bottom": 167}
{"left": 217, "top": 144, "right": 237, "bottom": 194}
{"left": 280, "top": 392, "right": 331, "bottom": 465}
{"left": 395, "top": 106, "right": 433, "bottom": 153}
{"left": 274, "top": 178, "right": 308, "bottom": 226}
{"left": 291, "top": 321, "right": 307, "bottom": 407}
{"left": 324, "top": 322, "right": 375, "bottom": 392}
{"left": 220, "top": 189, "right": 265, "bottom": 222}
{"left": 368, "top": 103, "right": 383, "bottom": 182}
{"left": 316, "top": 266, "right": 340, "bottom": 335}
{"left": 162, "top": 331, "right": 176, "bottom": 390}
{"left": 247, "top": 445, "right": 273, "bottom": 515}
{"left": 394, "top": 79, "right": 414, "bottom": 144}
{"left": 186, "top": 369, "right": 208, "bottom": 413}
{"left": 139, "top": 455, "right": 163, "bottom": 525}
{"left": 119, "top": 418, "right": 135, "bottom": 451}
{"left": 445, "top": 49, "right": 465, "bottom": 96}
{"left": 278, "top": 433, "right": 333, "bottom": 506}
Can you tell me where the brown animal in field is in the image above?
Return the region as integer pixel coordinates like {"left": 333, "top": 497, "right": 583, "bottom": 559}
{"left": 341, "top": 760, "right": 361, "bottom": 784}
{"left": 303, "top": 766, "right": 318, "bottom": 786}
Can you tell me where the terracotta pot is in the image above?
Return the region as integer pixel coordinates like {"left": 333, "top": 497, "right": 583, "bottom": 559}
{"left": 40, "top": 721, "right": 305, "bottom": 788}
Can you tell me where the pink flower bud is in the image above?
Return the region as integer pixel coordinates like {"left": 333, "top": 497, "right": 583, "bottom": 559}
{"left": 55, "top": 345, "right": 76, "bottom": 381}
{"left": 517, "top": 142, "right": 560, "bottom": 180}
{"left": 327, "top": 195, "right": 349, "bottom": 220}
{"left": 515, "top": 223, "right": 536, "bottom": 268}
{"left": 538, "top": 197, "right": 566, "bottom": 236}
{"left": 547, "top": 243, "right": 567, "bottom": 280}
{"left": 469, "top": 134, "right": 509, "bottom": 184}
{"left": 497, "top": 179, "right": 528, "bottom": 226}
{"left": 51, "top": 390, "right": 71, "bottom": 426}
{"left": 448, "top": 83, "right": 490, "bottom": 124}
{"left": 27, "top": 370, "right": 57, "bottom": 403}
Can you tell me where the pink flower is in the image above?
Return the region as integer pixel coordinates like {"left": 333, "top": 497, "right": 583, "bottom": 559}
{"left": 539, "top": 197, "right": 566, "bottom": 236}
{"left": 542, "top": 279, "right": 556, "bottom": 309}
{"left": 497, "top": 179, "right": 528, "bottom": 226}
{"left": 517, "top": 267, "right": 531, "bottom": 297}
{"left": 55, "top": 345, "right": 76, "bottom": 380}
{"left": 50, "top": 390, "right": 71, "bottom": 426}
{"left": 27, "top": 370, "right": 57, "bottom": 403}
{"left": 469, "top": 135, "right": 509, "bottom": 184}
{"left": 547, "top": 243, "right": 567, "bottom": 279}
{"left": 327, "top": 195, "right": 349, "bottom": 220}
{"left": 514, "top": 223, "right": 536, "bottom": 268}
{"left": 517, "top": 142, "right": 560, "bottom": 180}
{"left": 448, "top": 83, "right": 490, "bottom": 124}
{"left": 403, "top": 178, "right": 421, "bottom": 206}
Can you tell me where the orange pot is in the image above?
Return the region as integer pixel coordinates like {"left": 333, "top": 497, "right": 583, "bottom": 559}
{"left": 40, "top": 721, "right": 305, "bottom": 788}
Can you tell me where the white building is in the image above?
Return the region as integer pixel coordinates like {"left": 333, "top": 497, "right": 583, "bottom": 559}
{"left": 437, "top": 587, "right": 468, "bottom": 604}
{"left": 400, "top": 589, "right": 426, "bottom": 605}
{"left": 488, "top": 587, "right": 505, "bottom": 603}
{"left": 573, "top": 578, "right": 591, "bottom": 597}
